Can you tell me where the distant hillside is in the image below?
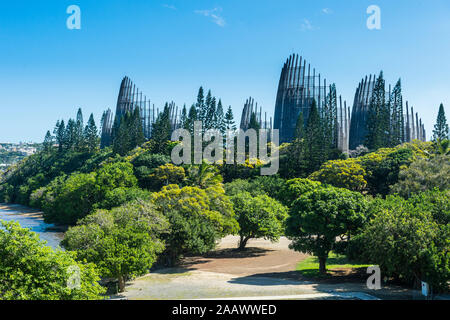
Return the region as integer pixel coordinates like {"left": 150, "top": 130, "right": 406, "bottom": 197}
{"left": 0, "top": 143, "right": 41, "bottom": 168}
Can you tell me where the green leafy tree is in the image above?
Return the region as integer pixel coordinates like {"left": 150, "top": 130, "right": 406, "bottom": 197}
{"left": 186, "top": 162, "right": 223, "bottom": 189}
{"left": 0, "top": 221, "right": 105, "bottom": 300}
{"left": 231, "top": 192, "right": 288, "bottom": 249}
{"left": 352, "top": 195, "right": 449, "bottom": 291}
{"left": 62, "top": 201, "right": 169, "bottom": 292}
{"left": 286, "top": 187, "right": 368, "bottom": 274}
{"left": 309, "top": 159, "right": 367, "bottom": 191}
{"left": 42, "top": 162, "right": 137, "bottom": 224}
{"left": 148, "top": 163, "right": 186, "bottom": 189}
{"left": 278, "top": 178, "right": 322, "bottom": 207}
{"left": 152, "top": 184, "right": 238, "bottom": 265}
{"left": 391, "top": 155, "right": 450, "bottom": 198}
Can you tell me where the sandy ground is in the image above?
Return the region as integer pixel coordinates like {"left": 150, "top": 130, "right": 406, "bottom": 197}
{"left": 0, "top": 203, "right": 45, "bottom": 219}
{"left": 181, "top": 236, "right": 309, "bottom": 276}
{"left": 120, "top": 236, "right": 419, "bottom": 300}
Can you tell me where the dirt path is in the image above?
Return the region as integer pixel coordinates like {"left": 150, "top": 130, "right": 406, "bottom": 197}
{"left": 120, "top": 236, "right": 418, "bottom": 300}
{"left": 181, "top": 236, "right": 309, "bottom": 276}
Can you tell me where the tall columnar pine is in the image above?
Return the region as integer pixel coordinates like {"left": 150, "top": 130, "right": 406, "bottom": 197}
{"left": 151, "top": 103, "right": 172, "bottom": 154}
{"left": 75, "top": 108, "right": 84, "bottom": 150}
{"left": 389, "top": 79, "right": 404, "bottom": 147}
{"left": 196, "top": 87, "right": 206, "bottom": 123}
{"left": 289, "top": 112, "right": 307, "bottom": 176}
{"left": 305, "top": 100, "right": 325, "bottom": 173}
{"left": 64, "top": 119, "right": 77, "bottom": 151}
{"left": 180, "top": 104, "right": 188, "bottom": 130}
{"left": 130, "top": 107, "right": 145, "bottom": 148}
{"left": 43, "top": 131, "right": 54, "bottom": 152}
{"left": 112, "top": 108, "right": 145, "bottom": 156}
{"left": 205, "top": 95, "right": 217, "bottom": 130}
{"left": 216, "top": 99, "right": 226, "bottom": 135}
{"left": 84, "top": 114, "right": 99, "bottom": 152}
{"left": 323, "top": 84, "right": 338, "bottom": 152}
{"left": 433, "top": 103, "right": 449, "bottom": 141}
{"left": 186, "top": 104, "right": 198, "bottom": 133}
{"left": 366, "top": 72, "right": 389, "bottom": 150}
{"left": 112, "top": 113, "right": 131, "bottom": 156}
{"left": 54, "top": 120, "right": 65, "bottom": 152}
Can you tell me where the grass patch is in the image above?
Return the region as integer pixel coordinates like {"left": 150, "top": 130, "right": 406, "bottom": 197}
{"left": 296, "top": 252, "right": 371, "bottom": 278}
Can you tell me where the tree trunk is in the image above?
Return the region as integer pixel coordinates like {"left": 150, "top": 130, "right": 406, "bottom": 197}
{"left": 118, "top": 275, "right": 126, "bottom": 293}
{"left": 238, "top": 236, "right": 250, "bottom": 250}
{"left": 318, "top": 257, "right": 327, "bottom": 274}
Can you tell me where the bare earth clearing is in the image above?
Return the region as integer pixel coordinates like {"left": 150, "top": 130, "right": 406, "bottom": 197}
{"left": 120, "top": 236, "right": 418, "bottom": 300}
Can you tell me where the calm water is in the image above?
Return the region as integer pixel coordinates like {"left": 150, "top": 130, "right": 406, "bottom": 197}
{"left": 0, "top": 205, "right": 64, "bottom": 249}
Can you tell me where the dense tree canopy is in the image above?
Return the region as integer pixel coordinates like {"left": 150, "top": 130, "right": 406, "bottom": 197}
{"left": 231, "top": 192, "right": 288, "bottom": 249}
{"left": 151, "top": 184, "right": 238, "bottom": 264}
{"left": 62, "top": 200, "right": 169, "bottom": 292}
{"left": 0, "top": 221, "right": 105, "bottom": 300}
{"left": 286, "top": 187, "right": 368, "bottom": 274}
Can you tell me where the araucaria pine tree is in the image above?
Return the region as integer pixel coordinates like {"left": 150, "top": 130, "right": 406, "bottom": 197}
{"left": 75, "top": 108, "right": 85, "bottom": 150}
{"left": 322, "top": 84, "right": 338, "bottom": 155}
{"left": 196, "top": 87, "right": 206, "bottom": 124}
{"left": 215, "top": 99, "right": 226, "bottom": 135}
{"left": 151, "top": 104, "right": 172, "bottom": 154}
{"left": 366, "top": 72, "right": 389, "bottom": 150}
{"left": 305, "top": 100, "right": 324, "bottom": 173}
{"left": 43, "top": 131, "right": 54, "bottom": 152}
{"left": 224, "top": 106, "right": 236, "bottom": 131}
{"left": 289, "top": 112, "right": 307, "bottom": 176}
{"left": 389, "top": 79, "right": 404, "bottom": 147}
{"left": 84, "top": 114, "right": 99, "bottom": 152}
{"left": 433, "top": 103, "right": 449, "bottom": 141}
{"left": 185, "top": 104, "right": 198, "bottom": 133}
{"left": 54, "top": 120, "right": 65, "bottom": 152}
{"left": 112, "top": 107, "right": 146, "bottom": 156}
{"left": 180, "top": 105, "right": 188, "bottom": 130}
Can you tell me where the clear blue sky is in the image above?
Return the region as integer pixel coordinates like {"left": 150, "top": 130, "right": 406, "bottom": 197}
{"left": 0, "top": 0, "right": 449, "bottom": 143}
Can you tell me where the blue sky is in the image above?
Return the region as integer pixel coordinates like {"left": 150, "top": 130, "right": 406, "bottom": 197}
{"left": 0, "top": 0, "right": 449, "bottom": 142}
